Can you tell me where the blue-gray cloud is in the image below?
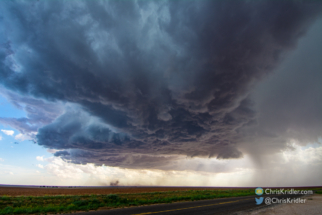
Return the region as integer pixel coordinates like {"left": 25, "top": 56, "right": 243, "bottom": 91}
{"left": 0, "top": 88, "right": 63, "bottom": 139}
{"left": 0, "top": 0, "right": 321, "bottom": 169}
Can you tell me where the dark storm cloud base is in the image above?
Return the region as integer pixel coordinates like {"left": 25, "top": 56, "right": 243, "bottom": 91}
{"left": 0, "top": 1, "right": 321, "bottom": 169}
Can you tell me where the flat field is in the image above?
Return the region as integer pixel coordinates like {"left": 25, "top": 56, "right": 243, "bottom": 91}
{"left": 0, "top": 186, "right": 246, "bottom": 197}
{"left": 0, "top": 186, "right": 320, "bottom": 215}
{"left": 0, "top": 186, "right": 255, "bottom": 214}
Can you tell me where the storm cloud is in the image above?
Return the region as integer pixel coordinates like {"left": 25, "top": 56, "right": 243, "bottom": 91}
{"left": 0, "top": 88, "right": 63, "bottom": 139}
{"left": 0, "top": 0, "right": 322, "bottom": 169}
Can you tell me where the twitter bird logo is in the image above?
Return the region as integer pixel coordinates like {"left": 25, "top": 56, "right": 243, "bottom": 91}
{"left": 255, "top": 197, "right": 264, "bottom": 205}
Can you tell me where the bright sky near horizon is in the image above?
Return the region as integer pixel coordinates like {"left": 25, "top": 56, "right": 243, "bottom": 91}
{"left": 0, "top": 1, "right": 321, "bottom": 187}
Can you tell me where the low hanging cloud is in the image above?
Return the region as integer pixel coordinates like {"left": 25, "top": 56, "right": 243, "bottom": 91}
{"left": 37, "top": 164, "right": 44, "bottom": 169}
{"left": 35, "top": 143, "right": 322, "bottom": 186}
{"left": 0, "top": 1, "right": 322, "bottom": 170}
{"left": 1, "top": 129, "right": 14, "bottom": 136}
{"left": 0, "top": 88, "right": 64, "bottom": 141}
{"left": 36, "top": 156, "right": 44, "bottom": 162}
{"left": 15, "top": 133, "right": 34, "bottom": 141}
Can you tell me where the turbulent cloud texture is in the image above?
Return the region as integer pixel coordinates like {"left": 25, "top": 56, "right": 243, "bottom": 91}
{"left": 0, "top": 1, "right": 322, "bottom": 169}
{"left": 0, "top": 88, "right": 64, "bottom": 140}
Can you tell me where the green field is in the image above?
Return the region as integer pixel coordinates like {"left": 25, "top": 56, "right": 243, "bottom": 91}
{"left": 1, "top": 188, "right": 321, "bottom": 215}
{"left": 0, "top": 189, "right": 254, "bottom": 214}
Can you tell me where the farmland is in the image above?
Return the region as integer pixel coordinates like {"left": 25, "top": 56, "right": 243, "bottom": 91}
{"left": 0, "top": 186, "right": 321, "bottom": 214}
{"left": 0, "top": 186, "right": 255, "bottom": 214}
{"left": 0, "top": 186, "right": 250, "bottom": 197}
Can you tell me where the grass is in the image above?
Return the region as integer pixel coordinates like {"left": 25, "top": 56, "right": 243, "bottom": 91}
{"left": 0, "top": 189, "right": 254, "bottom": 214}
{"left": 315, "top": 190, "right": 322, "bottom": 194}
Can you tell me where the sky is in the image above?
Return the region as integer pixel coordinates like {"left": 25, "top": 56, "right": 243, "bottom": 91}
{"left": 0, "top": 0, "right": 321, "bottom": 187}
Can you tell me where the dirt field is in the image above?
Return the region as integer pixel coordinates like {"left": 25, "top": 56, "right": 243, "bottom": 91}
{"left": 0, "top": 186, "right": 243, "bottom": 197}
{"left": 1, "top": 186, "right": 320, "bottom": 197}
